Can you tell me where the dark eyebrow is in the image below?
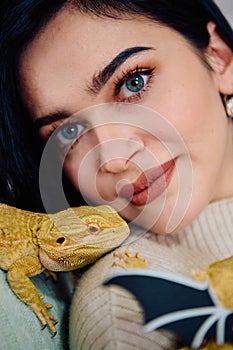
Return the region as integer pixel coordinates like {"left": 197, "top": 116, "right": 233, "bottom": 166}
{"left": 34, "top": 111, "right": 71, "bottom": 130}
{"left": 87, "top": 46, "right": 154, "bottom": 95}
{"left": 35, "top": 46, "right": 154, "bottom": 129}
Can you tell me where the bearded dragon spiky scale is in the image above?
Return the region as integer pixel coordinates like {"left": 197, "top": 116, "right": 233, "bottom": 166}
{"left": 0, "top": 203, "right": 129, "bottom": 334}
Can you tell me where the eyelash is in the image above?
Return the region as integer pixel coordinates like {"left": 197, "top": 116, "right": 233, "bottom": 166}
{"left": 113, "top": 66, "right": 155, "bottom": 103}
{"left": 40, "top": 120, "right": 64, "bottom": 140}
{"left": 42, "top": 66, "right": 155, "bottom": 144}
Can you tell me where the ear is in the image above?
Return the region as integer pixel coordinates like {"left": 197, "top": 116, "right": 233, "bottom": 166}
{"left": 205, "top": 21, "right": 233, "bottom": 95}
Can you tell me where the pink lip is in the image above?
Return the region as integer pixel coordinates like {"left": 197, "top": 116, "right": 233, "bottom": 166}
{"left": 118, "top": 159, "right": 176, "bottom": 206}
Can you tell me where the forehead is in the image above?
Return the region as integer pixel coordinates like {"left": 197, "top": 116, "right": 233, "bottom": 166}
{"left": 18, "top": 7, "right": 185, "bottom": 118}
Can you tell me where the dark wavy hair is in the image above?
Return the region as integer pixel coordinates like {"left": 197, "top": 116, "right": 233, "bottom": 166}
{"left": 0, "top": 0, "right": 232, "bottom": 210}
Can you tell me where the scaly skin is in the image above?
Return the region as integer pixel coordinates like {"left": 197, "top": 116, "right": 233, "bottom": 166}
{"left": 194, "top": 255, "right": 233, "bottom": 310}
{"left": 180, "top": 341, "right": 233, "bottom": 349}
{"left": 187, "top": 256, "right": 233, "bottom": 349}
{"left": 0, "top": 203, "right": 129, "bottom": 334}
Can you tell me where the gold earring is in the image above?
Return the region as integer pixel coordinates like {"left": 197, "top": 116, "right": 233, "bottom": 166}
{"left": 225, "top": 96, "right": 233, "bottom": 118}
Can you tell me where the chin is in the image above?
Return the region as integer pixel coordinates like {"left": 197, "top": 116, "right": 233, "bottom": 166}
{"left": 124, "top": 197, "right": 204, "bottom": 235}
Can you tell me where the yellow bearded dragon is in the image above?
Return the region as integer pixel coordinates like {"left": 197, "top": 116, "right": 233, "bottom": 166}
{"left": 0, "top": 203, "right": 129, "bottom": 334}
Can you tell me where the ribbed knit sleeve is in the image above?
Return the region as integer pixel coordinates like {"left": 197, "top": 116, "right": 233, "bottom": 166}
{"left": 69, "top": 253, "right": 178, "bottom": 350}
{"left": 69, "top": 198, "right": 233, "bottom": 350}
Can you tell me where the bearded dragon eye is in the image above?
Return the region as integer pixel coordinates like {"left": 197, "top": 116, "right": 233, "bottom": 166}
{"left": 88, "top": 225, "right": 100, "bottom": 234}
{"left": 56, "top": 237, "right": 66, "bottom": 244}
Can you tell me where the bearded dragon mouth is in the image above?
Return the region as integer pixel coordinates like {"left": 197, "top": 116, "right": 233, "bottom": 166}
{"left": 57, "top": 242, "right": 86, "bottom": 251}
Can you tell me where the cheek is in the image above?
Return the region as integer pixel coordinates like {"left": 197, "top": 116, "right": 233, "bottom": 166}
{"left": 63, "top": 146, "right": 102, "bottom": 202}
{"left": 62, "top": 145, "right": 89, "bottom": 191}
{"left": 147, "top": 71, "right": 224, "bottom": 166}
{"left": 63, "top": 160, "right": 80, "bottom": 190}
{"left": 145, "top": 52, "right": 218, "bottom": 136}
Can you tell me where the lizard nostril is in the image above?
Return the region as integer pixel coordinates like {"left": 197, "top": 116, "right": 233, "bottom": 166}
{"left": 56, "top": 237, "right": 66, "bottom": 244}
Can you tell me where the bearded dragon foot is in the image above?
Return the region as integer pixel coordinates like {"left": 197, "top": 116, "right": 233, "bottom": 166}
{"left": 192, "top": 268, "right": 207, "bottom": 282}
{"left": 31, "top": 295, "right": 58, "bottom": 335}
{"left": 113, "top": 249, "right": 148, "bottom": 269}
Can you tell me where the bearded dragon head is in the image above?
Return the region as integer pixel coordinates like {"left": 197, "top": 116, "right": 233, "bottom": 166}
{"left": 35, "top": 205, "right": 130, "bottom": 271}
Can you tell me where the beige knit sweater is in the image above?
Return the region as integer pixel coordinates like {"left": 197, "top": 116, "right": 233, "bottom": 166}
{"left": 69, "top": 198, "right": 233, "bottom": 349}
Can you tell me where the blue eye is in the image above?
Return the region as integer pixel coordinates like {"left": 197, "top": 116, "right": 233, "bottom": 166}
{"left": 125, "top": 75, "right": 145, "bottom": 93}
{"left": 56, "top": 123, "right": 85, "bottom": 145}
{"left": 118, "top": 71, "right": 152, "bottom": 101}
{"left": 116, "top": 67, "right": 155, "bottom": 102}
{"left": 61, "top": 124, "right": 79, "bottom": 140}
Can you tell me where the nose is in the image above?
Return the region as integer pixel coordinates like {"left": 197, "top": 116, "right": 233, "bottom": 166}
{"left": 93, "top": 125, "right": 144, "bottom": 174}
{"left": 101, "top": 158, "right": 129, "bottom": 174}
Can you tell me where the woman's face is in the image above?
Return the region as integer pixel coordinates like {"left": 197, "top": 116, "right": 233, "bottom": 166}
{"left": 19, "top": 7, "right": 233, "bottom": 233}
